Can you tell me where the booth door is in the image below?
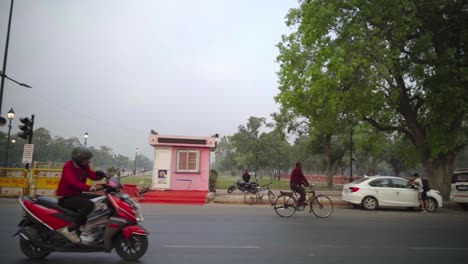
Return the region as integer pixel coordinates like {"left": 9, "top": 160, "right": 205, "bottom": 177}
{"left": 153, "top": 147, "right": 172, "bottom": 189}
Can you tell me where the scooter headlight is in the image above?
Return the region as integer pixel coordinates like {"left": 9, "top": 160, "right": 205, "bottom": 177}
{"left": 134, "top": 203, "right": 144, "bottom": 222}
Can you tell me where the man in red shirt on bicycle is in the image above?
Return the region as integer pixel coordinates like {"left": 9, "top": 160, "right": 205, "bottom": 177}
{"left": 290, "top": 162, "right": 309, "bottom": 206}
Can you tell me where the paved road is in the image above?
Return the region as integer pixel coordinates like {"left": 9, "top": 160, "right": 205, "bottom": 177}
{"left": 1, "top": 198, "right": 467, "bottom": 264}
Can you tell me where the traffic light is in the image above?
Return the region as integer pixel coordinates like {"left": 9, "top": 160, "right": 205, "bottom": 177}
{"left": 17, "top": 115, "right": 34, "bottom": 143}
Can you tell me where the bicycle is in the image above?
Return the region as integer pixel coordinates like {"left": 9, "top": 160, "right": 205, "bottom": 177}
{"left": 273, "top": 184, "right": 334, "bottom": 218}
{"left": 244, "top": 181, "right": 276, "bottom": 205}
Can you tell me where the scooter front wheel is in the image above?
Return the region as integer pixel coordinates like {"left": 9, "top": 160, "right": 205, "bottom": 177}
{"left": 114, "top": 234, "right": 148, "bottom": 261}
{"left": 19, "top": 236, "right": 51, "bottom": 259}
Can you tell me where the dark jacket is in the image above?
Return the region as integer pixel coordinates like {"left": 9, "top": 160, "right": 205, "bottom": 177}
{"left": 290, "top": 167, "right": 309, "bottom": 186}
{"left": 242, "top": 172, "right": 251, "bottom": 182}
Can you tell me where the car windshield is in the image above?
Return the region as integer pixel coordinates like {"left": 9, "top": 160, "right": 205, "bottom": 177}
{"left": 453, "top": 173, "right": 468, "bottom": 183}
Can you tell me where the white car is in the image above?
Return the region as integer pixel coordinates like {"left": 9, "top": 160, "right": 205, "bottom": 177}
{"left": 342, "top": 176, "right": 443, "bottom": 212}
{"left": 450, "top": 169, "right": 468, "bottom": 209}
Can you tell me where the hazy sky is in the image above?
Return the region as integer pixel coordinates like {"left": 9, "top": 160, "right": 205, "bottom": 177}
{"left": 0, "top": 0, "right": 297, "bottom": 159}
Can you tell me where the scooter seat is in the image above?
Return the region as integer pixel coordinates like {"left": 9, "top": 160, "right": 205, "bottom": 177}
{"left": 37, "top": 196, "right": 78, "bottom": 217}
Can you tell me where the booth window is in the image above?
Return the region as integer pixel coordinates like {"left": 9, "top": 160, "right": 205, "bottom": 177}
{"left": 176, "top": 150, "right": 200, "bottom": 173}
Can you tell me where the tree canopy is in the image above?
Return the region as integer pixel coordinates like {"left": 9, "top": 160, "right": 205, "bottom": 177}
{"left": 276, "top": 0, "right": 467, "bottom": 197}
{"left": 0, "top": 127, "right": 152, "bottom": 172}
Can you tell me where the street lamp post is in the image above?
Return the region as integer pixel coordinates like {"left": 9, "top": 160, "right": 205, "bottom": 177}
{"left": 0, "top": 0, "right": 32, "bottom": 126}
{"left": 10, "top": 139, "right": 15, "bottom": 167}
{"left": 134, "top": 148, "right": 138, "bottom": 175}
{"left": 84, "top": 132, "right": 88, "bottom": 146}
{"left": 0, "top": 0, "right": 14, "bottom": 126}
{"left": 349, "top": 125, "right": 354, "bottom": 183}
{"left": 4, "top": 107, "right": 15, "bottom": 167}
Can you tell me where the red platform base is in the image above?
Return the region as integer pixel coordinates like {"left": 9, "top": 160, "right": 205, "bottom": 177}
{"left": 139, "top": 190, "right": 208, "bottom": 205}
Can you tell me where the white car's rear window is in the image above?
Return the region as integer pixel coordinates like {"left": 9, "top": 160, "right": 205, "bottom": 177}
{"left": 453, "top": 173, "right": 468, "bottom": 183}
{"left": 351, "top": 177, "right": 369, "bottom": 184}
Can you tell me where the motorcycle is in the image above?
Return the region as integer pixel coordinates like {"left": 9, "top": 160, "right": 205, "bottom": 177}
{"left": 227, "top": 179, "right": 258, "bottom": 193}
{"left": 14, "top": 177, "right": 148, "bottom": 261}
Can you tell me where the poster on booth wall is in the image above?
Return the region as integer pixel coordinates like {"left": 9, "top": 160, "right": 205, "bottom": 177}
{"left": 158, "top": 170, "right": 168, "bottom": 184}
{"left": 153, "top": 147, "right": 171, "bottom": 189}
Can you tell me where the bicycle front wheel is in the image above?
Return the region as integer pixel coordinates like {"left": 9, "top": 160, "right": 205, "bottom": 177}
{"left": 310, "top": 195, "right": 334, "bottom": 218}
{"left": 273, "top": 195, "right": 297, "bottom": 217}
{"left": 244, "top": 191, "right": 258, "bottom": 205}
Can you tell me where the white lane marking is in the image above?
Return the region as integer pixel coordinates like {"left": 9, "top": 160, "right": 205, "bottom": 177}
{"left": 318, "top": 245, "right": 351, "bottom": 248}
{"left": 411, "top": 247, "right": 468, "bottom": 251}
{"left": 164, "top": 245, "right": 260, "bottom": 249}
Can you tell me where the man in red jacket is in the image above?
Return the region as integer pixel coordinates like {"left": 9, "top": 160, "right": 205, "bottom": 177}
{"left": 290, "top": 162, "right": 309, "bottom": 206}
{"left": 56, "top": 146, "right": 106, "bottom": 243}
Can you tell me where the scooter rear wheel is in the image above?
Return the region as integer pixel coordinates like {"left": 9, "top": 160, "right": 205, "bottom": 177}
{"left": 19, "top": 236, "right": 51, "bottom": 259}
{"left": 114, "top": 234, "right": 148, "bottom": 261}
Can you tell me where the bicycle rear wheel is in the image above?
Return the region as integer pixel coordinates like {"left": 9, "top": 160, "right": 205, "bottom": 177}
{"left": 244, "top": 191, "right": 258, "bottom": 205}
{"left": 310, "top": 195, "right": 334, "bottom": 218}
{"left": 273, "top": 195, "right": 297, "bottom": 217}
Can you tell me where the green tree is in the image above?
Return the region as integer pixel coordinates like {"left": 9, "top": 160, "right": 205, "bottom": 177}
{"left": 29, "top": 128, "right": 52, "bottom": 161}
{"left": 231, "top": 117, "right": 268, "bottom": 174}
{"left": 213, "top": 136, "right": 238, "bottom": 173}
{"left": 273, "top": 108, "right": 347, "bottom": 187}
{"left": 0, "top": 126, "right": 152, "bottom": 171}
{"left": 277, "top": 0, "right": 467, "bottom": 198}
{"left": 257, "top": 130, "right": 293, "bottom": 179}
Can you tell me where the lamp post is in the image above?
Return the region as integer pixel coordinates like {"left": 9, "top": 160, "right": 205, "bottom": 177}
{"left": 4, "top": 107, "right": 15, "bottom": 167}
{"left": 0, "top": 0, "right": 14, "bottom": 126}
{"left": 133, "top": 148, "right": 138, "bottom": 175}
{"left": 0, "top": 0, "right": 30, "bottom": 126}
{"left": 83, "top": 132, "right": 88, "bottom": 146}
{"left": 10, "top": 139, "right": 15, "bottom": 167}
{"left": 349, "top": 125, "right": 354, "bottom": 183}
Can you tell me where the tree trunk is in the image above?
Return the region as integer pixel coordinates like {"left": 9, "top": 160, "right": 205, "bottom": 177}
{"left": 424, "top": 154, "right": 455, "bottom": 200}
{"left": 324, "top": 148, "right": 334, "bottom": 188}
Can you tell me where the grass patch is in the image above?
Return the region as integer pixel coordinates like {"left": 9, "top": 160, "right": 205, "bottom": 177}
{"left": 120, "top": 175, "right": 152, "bottom": 186}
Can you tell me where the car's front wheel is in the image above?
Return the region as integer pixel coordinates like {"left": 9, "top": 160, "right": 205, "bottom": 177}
{"left": 361, "top": 196, "right": 378, "bottom": 210}
{"left": 426, "top": 197, "right": 438, "bottom": 212}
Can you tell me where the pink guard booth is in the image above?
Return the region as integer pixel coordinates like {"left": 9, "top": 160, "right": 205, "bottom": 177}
{"left": 148, "top": 132, "right": 217, "bottom": 192}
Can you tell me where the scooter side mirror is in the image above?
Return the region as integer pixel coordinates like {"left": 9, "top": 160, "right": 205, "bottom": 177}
{"left": 106, "top": 176, "right": 123, "bottom": 189}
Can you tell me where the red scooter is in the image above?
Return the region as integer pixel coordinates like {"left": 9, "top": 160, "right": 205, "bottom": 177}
{"left": 14, "top": 177, "right": 149, "bottom": 261}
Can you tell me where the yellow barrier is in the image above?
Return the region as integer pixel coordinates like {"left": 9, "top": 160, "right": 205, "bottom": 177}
{"left": 0, "top": 168, "right": 29, "bottom": 196}
{"left": 31, "top": 168, "right": 62, "bottom": 196}
{"left": 31, "top": 163, "right": 92, "bottom": 196}
{"left": 1, "top": 162, "right": 97, "bottom": 197}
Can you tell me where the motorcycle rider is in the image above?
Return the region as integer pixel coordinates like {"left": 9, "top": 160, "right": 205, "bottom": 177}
{"left": 55, "top": 146, "right": 106, "bottom": 243}
{"left": 290, "top": 162, "right": 309, "bottom": 206}
{"left": 242, "top": 170, "right": 251, "bottom": 183}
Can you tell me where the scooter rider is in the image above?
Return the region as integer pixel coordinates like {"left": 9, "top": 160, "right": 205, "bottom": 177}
{"left": 56, "top": 146, "right": 106, "bottom": 243}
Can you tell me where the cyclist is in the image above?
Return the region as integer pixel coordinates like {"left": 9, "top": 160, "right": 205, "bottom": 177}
{"left": 290, "top": 162, "right": 309, "bottom": 206}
